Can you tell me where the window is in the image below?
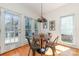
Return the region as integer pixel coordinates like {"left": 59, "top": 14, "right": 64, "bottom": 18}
{"left": 25, "top": 16, "right": 32, "bottom": 37}
{"left": 60, "top": 15, "right": 74, "bottom": 43}
{"left": 34, "top": 20, "right": 38, "bottom": 34}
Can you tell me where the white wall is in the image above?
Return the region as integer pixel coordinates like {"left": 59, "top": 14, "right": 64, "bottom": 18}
{"left": 0, "top": 3, "right": 38, "bottom": 18}
{"left": 44, "top": 4, "right": 79, "bottom": 48}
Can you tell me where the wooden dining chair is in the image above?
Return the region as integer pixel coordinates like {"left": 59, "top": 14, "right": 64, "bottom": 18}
{"left": 26, "top": 33, "right": 47, "bottom": 56}
{"left": 45, "top": 36, "right": 59, "bottom": 56}
{"left": 26, "top": 36, "right": 40, "bottom": 56}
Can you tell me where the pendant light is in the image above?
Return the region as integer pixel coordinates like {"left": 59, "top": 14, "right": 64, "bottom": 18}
{"left": 37, "top": 3, "right": 47, "bottom": 22}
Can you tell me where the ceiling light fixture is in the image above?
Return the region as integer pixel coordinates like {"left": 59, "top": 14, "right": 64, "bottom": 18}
{"left": 37, "top": 3, "right": 47, "bottom": 22}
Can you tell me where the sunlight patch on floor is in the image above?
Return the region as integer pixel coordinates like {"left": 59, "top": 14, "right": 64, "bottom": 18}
{"left": 45, "top": 47, "right": 61, "bottom": 55}
{"left": 56, "top": 45, "right": 70, "bottom": 52}
{"left": 45, "top": 48, "right": 53, "bottom": 55}
{"left": 56, "top": 50, "right": 61, "bottom": 54}
{"left": 45, "top": 45, "right": 70, "bottom": 55}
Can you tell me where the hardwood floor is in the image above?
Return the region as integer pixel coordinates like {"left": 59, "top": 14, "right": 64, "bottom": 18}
{"left": 0, "top": 44, "right": 79, "bottom": 56}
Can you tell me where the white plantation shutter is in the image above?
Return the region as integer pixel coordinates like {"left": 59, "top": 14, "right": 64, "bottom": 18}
{"left": 61, "top": 15, "right": 73, "bottom": 35}
{"left": 60, "top": 15, "right": 74, "bottom": 43}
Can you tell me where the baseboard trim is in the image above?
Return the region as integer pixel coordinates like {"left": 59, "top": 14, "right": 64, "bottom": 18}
{"left": 57, "top": 43, "right": 79, "bottom": 50}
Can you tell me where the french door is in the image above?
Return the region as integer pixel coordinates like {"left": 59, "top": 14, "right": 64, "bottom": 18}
{"left": 4, "top": 11, "right": 21, "bottom": 44}
{"left": 0, "top": 9, "right": 21, "bottom": 53}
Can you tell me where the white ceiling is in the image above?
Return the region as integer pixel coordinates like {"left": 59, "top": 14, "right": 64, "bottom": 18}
{"left": 23, "top": 3, "right": 68, "bottom": 16}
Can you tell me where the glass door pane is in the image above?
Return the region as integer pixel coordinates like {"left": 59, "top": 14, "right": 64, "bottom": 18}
{"left": 13, "top": 15, "right": 19, "bottom": 43}
{"left": 4, "top": 12, "right": 15, "bottom": 44}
